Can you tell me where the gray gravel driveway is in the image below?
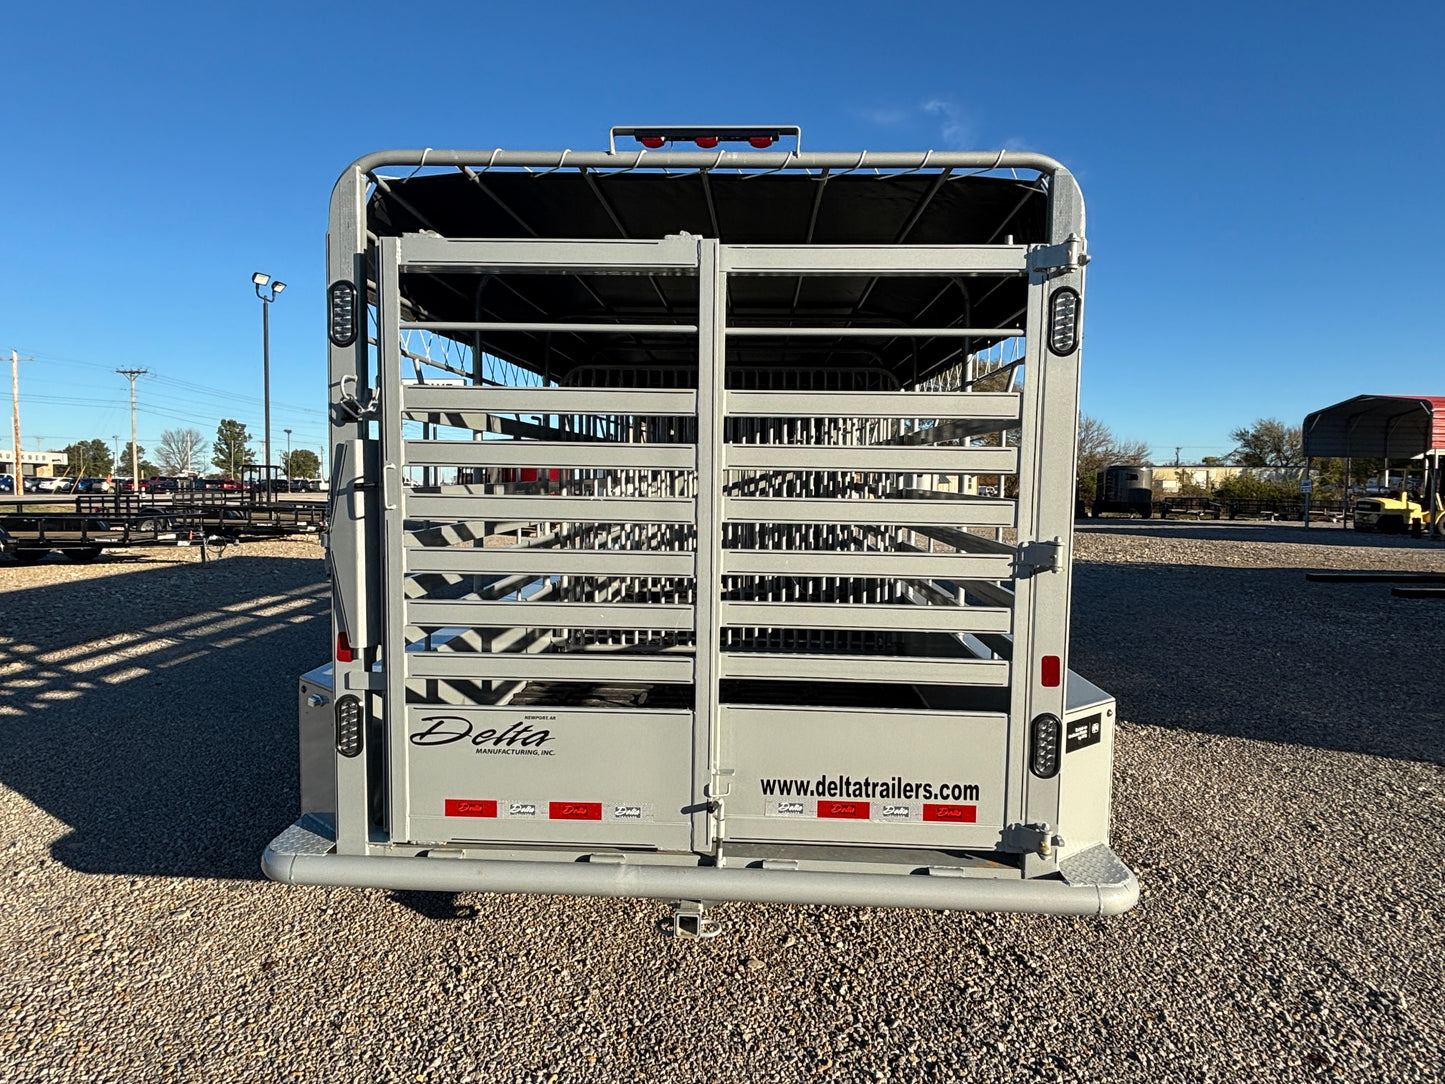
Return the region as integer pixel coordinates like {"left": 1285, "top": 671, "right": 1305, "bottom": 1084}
{"left": 2, "top": 526, "right": 1442, "bottom": 1083}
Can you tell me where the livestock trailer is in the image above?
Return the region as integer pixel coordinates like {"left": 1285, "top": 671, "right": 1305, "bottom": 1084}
{"left": 1092, "top": 465, "right": 1153, "bottom": 518}
{"left": 263, "top": 128, "right": 1138, "bottom": 930}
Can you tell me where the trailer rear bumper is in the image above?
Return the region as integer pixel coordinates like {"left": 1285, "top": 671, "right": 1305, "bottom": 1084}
{"left": 262, "top": 820, "right": 1138, "bottom": 917}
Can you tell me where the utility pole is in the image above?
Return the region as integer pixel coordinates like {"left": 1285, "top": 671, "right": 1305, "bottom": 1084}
{"left": 111, "top": 435, "right": 120, "bottom": 480}
{"left": 10, "top": 348, "right": 34, "bottom": 478}
{"left": 115, "top": 369, "right": 149, "bottom": 489}
{"left": 1174, "top": 446, "right": 1182, "bottom": 467}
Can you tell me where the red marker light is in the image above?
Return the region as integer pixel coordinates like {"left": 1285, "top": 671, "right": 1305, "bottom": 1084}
{"left": 638, "top": 136, "right": 665, "bottom": 149}
{"left": 1041, "top": 655, "right": 1061, "bottom": 688}
{"left": 748, "top": 135, "right": 776, "bottom": 149}
{"left": 336, "top": 631, "right": 355, "bottom": 663}
{"left": 695, "top": 136, "right": 719, "bottom": 149}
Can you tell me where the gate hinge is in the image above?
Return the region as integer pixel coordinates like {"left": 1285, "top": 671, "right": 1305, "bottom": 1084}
{"left": 1013, "top": 537, "right": 1062, "bottom": 577}
{"left": 1027, "top": 234, "right": 1089, "bottom": 275}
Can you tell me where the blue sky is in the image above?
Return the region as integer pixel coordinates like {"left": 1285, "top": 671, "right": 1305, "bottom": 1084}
{"left": 3, "top": 1, "right": 1441, "bottom": 466}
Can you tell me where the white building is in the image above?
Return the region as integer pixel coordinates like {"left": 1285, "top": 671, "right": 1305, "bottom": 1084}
{"left": 0, "top": 449, "right": 68, "bottom": 477}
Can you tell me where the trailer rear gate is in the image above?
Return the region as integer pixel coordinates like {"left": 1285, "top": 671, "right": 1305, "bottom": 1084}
{"left": 265, "top": 139, "right": 1137, "bottom": 920}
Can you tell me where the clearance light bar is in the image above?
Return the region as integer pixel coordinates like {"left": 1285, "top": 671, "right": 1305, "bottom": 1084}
{"left": 609, "top": 125, "right": 802, "bottom": 153}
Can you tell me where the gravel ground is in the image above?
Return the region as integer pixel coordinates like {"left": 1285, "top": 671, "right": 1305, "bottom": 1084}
{"left": 2, "top": 524, "right": 1443, "bottom": 1083}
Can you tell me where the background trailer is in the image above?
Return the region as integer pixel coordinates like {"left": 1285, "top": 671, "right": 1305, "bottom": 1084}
{"left": 264, "top": 129, "right": 1138, "bottom": 929}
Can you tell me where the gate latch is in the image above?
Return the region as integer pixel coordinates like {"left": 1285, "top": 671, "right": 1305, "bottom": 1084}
{"left": 337, "top": 374, "right": 381, "bottom": 421}
{"left": 1013, "top": 537, "right": 1062, "bottom": 578}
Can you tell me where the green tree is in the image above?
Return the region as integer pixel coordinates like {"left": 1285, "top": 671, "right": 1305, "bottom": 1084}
{"left": 62, "top": 438, "right": 113, "bottom": 477}
{"left": 281, "top": 448, "right": 321, "bottom": 480}
{"left": 212, "top": 419, "right": 255, "bottom": 479}
{"left": 118, "top": 441, "right": 157, "bottom": 480}
{"left": 1214, "top": 473, "right": 1297, "bottom": 501}
{"left": 1229, "top": 418, "right": 1304, "bottom": 474}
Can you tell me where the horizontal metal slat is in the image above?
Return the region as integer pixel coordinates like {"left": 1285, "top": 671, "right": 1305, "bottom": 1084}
{"left": 403, "top": 385, "right": 698, "bottom": 417}
{"left": 408, "top": 601, "right": 695, "bottom": 631}
{"left": 718, "top": 653, "right": 1009, "bottom": 686}
{"left": 721, "top": 551, "right": 1014, "bottom": 579}
{"left": 723, "top": 496, "right": 1015, "bottom": 527}
{"left": 401, "top": 321, "right": 699, "bottom": 335}
{"left": 404, "top": 440, "right": 696, "bottom": 470}
{"left": 726, "top": 326, "right": 1020, "bottom": 339}
{"left": 406, "top": 494, "right": 695, "bottom": 524}
{"left": 398, "top": 233, "right": 700, "bottom": 272}
{"left": 407, "top": 652, "right": 696, "bottom": 683}
{"left": 720, "top": 244, "right": 1029, "bottom": 276}
{"left": 406, "top": 547, "right": 696, "bottom": 578}
{"left": 722, "top": 445, "right": 1019, "bottom": 474}
{"left": 725, "top": 390, "right": 1020, "bottom": 420}
{"left": 720, "top": 602, "right": 1011, "bottom": 634}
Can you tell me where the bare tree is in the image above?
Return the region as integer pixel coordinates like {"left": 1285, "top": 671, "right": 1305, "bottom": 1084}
{"left": 157, "top": 427, "right": 206, "bottom": 475}
{"left": 1076, "top": 415, "right": 1151, "bottom": 502}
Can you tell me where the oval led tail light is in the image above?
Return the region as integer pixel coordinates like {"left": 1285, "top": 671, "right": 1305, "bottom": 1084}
{"left": 1030, "top": 714, "right": 1062, "bottom": 779}
{"left": 1047, "top": 287, "right": 1080, "bottom": 355}
{"left": 328, "top": 280, "right": 359, "bottom": 347}
{"left": 335, "top": 694, "right": 363, "bottom": 758}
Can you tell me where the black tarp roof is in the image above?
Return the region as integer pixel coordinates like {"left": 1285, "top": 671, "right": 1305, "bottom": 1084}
{"left": 1302, "top": 396, "right": 1445, "bottom": 458}
{"left": 365, "top": 171, "right": 1048, "bottom": 384}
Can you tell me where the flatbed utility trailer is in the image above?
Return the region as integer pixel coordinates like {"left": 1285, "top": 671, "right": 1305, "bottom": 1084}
{"left": 264, "top": 129, "right": 1138, "bottom": 927}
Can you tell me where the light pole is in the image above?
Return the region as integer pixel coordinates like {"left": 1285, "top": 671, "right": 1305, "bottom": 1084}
{"left": 284, "top": 428, "right": 292, "bottom": 486}
{"left": 252, "top": 272, "right": 286, "bottom": 489}
{"left": 111, "top": 435, "right": 119, "bottom": 480}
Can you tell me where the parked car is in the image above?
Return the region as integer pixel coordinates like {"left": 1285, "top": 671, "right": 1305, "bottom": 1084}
{"left": 36, "top": 476, "right": 77, "bottom": 493}
{"left": 75, "top": 477, "right": 113, "bottom": 494}
{"left": 288, "top": 478, "right": 317, "bottom": 492}
{"left": 22, "top": 476, "right": 44, "bottom": 493}
{"left": 146, "top": 476, "right": 179, "bottom": 493}
{"left": 0, "top": 475, "right": 12, "bottom": 494}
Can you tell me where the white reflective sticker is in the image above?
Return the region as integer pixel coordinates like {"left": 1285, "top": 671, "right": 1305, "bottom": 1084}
{"left": 875, "top": 803, "right": 921, "bottom": 822}
{"left": 765, "top": 800, "right": 814, "bottom": 818}
{"left": 605, "top": 803, "right": 654, "bottom": 822}
{"left": 502, "top": 801, "right": 541, "bottom": 819}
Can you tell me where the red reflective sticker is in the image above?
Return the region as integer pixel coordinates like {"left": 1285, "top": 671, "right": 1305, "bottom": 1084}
{"left": 923, "top": 804, "right": 978, "bottom": 823}
{"left": 1041, "top": 655, "right": 1061, "bottom": 688}
{"left": 445, "top": 799, "right": 497, "bottom": 818}
{"left": 549, "top": 802, "right": 602, "bottom": 821}
{"left": 817, "top": 801, "right": 870, "bottom": 820}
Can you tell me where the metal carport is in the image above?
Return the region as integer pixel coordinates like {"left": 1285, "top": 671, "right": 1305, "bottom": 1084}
{"left": 1302, "top": 395, "right": 1445, "bottom": 537}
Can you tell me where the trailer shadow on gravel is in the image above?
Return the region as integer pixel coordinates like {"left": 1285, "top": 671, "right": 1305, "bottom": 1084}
{"left": 1071, "top": 558, "right": 1445, "bottom": 765}
{"left": 0, "top": 552, "right": 328, "bottom": 880}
